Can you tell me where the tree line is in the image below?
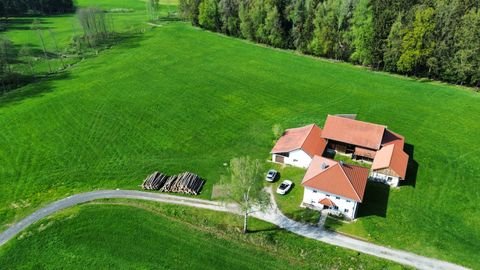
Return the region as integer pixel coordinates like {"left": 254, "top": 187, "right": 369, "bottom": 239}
{"left": 0, "top": 0, "right": 75, "bottom": 17}
{"left": 179, "top": 0, "right": 480, "bottom": 87}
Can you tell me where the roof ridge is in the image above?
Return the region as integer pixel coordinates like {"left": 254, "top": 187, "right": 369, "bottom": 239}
{"left": 299, "top": 124, "right": 316, "bottom": 151}
{"left": 302, "top": 158, "right": 333, "bottom": 185}
{"left": 329, "top": 114, "right": 387, "bottom": 129}
{"left": 387, "top": 144, "right": 396, "bottom": 168}
{"left": 382, "top": 143, "right": 396, "bottom": 168}
{"left": 338, "top": 163, "right": 362, "bottom": 202}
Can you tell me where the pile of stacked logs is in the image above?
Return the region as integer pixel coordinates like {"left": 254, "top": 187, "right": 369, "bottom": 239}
{"left": 142, "top": 171, "right": 205, "bottom": 195}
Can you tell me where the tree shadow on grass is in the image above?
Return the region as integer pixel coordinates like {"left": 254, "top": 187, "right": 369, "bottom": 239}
{"left": 111, "top": 32, "right": 148, "bottom": 50}
{"left": 401, "top": 143, "right": 419, "bottom": 187}
{"left": 285, "top": 208, "right": 321, "bottom": 224}
{"left": 0, "top": 72, "right": 71, "bottom": 108}
{"left": 0, "top": 17, "right": 53, "bottom": 32}
{"left": 357, "top": 182, "right": 390, "bottom": 218}
{"left": 249, "top": 226, "right": 280, "bottom": 233}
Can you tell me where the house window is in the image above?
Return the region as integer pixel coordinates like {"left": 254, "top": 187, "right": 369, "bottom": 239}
{"left": 293, "top": 159, "right": 298, "bottom": 162}
{"left": 344, "top": 209, "right": 349, "bottom": 213}
{"left": 333, "top": 206, "right": 339, "bottom": 210}
{"left": 387, "top": 177, "right": 393, "bottom": 182}
{"left": 313, "top": 190, "right": 317, "bottom": 193}
{"left": 336, "top": 196, "right": 340, "bottom": 199}
{"left": 346, "top": 200, "right": 351, "bottom": 203}
{"left": 326, "top": 194, "right": 330, "bottom": 197}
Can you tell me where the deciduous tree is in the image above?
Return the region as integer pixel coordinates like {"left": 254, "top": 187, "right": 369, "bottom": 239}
{"left": 397, "top": 5, "right": 436, "bottom": 75}
{"left": 198, "top": 0, "right": 220, "bottom": 31}
{"left": 222, "top": 156, "right": 270, "bottom": 234}
{"left": 350, "top": 0, "right": 374, "bottom": 65}
{"left": 146, "top": 0, "right": 161, "bottom": 21}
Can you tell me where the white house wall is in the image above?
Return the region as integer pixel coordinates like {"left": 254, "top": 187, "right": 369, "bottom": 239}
{"left": 302, "top": 187, "right": 358, "bottom": 219}
{"left": 370, "top": 171, "right": 400, "bottom": 187}
{"left": 272, "top": 149, "right": 312, "bottom": 168}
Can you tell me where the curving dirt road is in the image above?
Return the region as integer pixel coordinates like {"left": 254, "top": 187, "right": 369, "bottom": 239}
{"left": 0, "top": 190, "right": 468, "bottom": 270}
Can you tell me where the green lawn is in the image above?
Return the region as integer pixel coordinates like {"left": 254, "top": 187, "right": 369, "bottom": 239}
{"left": 0, "top": 202, "right": 406, "bottom": 269}
{"left": 0, "top": 1, "right": 479, "bottom": 268}
{"left": 267, "top": 164, "right": 322, "bottom": 224}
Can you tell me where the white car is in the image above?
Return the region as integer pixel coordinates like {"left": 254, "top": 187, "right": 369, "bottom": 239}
{"left": 265, "top": 169, "right": 278, "bottom": 182}
{"left": 276, "top": 180, "right": 293, "bottom": 195}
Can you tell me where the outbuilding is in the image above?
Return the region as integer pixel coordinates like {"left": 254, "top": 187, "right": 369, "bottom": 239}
{"left": 371, "top": 143, "right": 409, "bottom": 187}
{"left": 271, "top": 124, "right": 326, "bottom": 168}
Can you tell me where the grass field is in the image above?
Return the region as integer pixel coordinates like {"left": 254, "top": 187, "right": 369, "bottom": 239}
{"left": 3, "top": 0, "right": 174, "bottom": 75}
{"left": 0, "top": 0, "right": 479, "bottom": 268}
{"left": 0, "top": 202, "right": 406, "bottom": 269}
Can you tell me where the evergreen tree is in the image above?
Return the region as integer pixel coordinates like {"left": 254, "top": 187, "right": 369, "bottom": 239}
{"left": 452, "top": 8, "right": 480, "bottom": 86}
{"left": 290, "top": 0, "right": 308, "bottom": 51}
{"left": 383, "top": 14, "right": 404, "bottom": 72}
{"left": 430, "top": 0, "right": 472, "bottom": 81}
{"left": 265, "top": 0, "right": 285, "bottom": 47}
{"left": 310, "top": 0, "right": 341, "bottom": 58}
{"left": 251, "top": 0, "right": 268, "bottom": 43}
{"left": 179, "top": 0, "right": 202, "bottom": 25}
{"left": 303, "top": 0, "right": 321, "bottom": 54}
{"left": 219, "top": 0, "right": 240, "bottom": 36}
{"left": 239, "top": 0, "right": 255, "bottom": 40}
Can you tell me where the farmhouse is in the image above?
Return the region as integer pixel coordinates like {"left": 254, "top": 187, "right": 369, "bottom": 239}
{"left": 301, "top": 156, "right": 369, "bottom": 220}
{"left": 272, "top": 115, "right": 409, "bottom": 189}
{"left": 271, "top": 124, "right": 327, "bottom": 168}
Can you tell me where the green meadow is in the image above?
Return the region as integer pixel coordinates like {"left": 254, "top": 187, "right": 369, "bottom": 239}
{"left": 0, "top": 0, "right": 479, "bottom": 268}
{"left": 0, "top": 202, "right": 406, "bottom": 269}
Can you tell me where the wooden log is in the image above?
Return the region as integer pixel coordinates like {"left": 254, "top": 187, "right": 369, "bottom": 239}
{"left": 142, "top": 172, "right": 160, "bottom": 190}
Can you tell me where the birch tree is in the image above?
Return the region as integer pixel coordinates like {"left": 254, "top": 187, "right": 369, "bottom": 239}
{"left": 222, "top": 156, "right": 270, "bottom": 233}
{"left": 32, "top": 19, "right": 52, "bottom": 73}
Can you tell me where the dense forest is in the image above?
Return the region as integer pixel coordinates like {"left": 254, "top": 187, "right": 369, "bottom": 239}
{"left": 179, "top": 0, "right": 480, "bottom": 87}
{"left": 0, "top": 0, "right": 75, "bottom": 17}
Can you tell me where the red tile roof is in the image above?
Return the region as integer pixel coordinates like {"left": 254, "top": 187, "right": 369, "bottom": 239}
{"left": 354, "top": 147, "right": 377, "bottom": 159}
{"left": 319, "top": 198, "right": 336, "bottom": 207}
{"left": 372, "top": 144, "right": 409, "bottom": 179}
{"left": 381, "top": 129, "right": 405, "bottom": 149}
{"left": 322, "top": 115, "right": 386, "bottom": 150}
{"left": 302, "top": 156, "right": 369, "bottom": 202}
{"left": 271, "top": 124, "right": 327, "bottom": 157}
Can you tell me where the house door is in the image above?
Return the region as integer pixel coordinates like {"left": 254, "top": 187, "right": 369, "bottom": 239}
{"left": 275, "top": 155, "right": 284, "bottom": 163}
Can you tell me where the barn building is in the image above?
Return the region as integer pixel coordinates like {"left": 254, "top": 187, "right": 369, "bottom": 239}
{"left": 270, "top": 124, "right": 327, "bottom": 168}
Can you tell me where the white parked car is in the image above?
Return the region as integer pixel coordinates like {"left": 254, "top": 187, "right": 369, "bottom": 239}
{"left": 276, "top": 180, "right": 293, "bottom": 195}
{"left": 265, "top": 169, "right": 278, "bottom": 182}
